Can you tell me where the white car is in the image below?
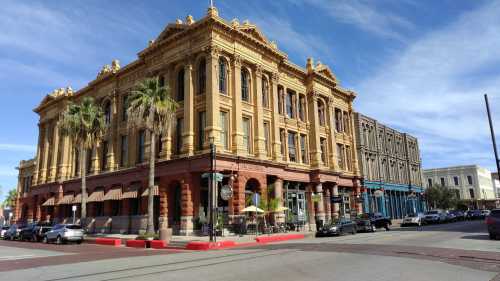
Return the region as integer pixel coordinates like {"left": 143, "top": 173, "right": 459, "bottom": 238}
{"left": 43, "top": 224, "right": 84, "bottom": 244}
{"left": 402, "top": 213, "right": 425, "bottom": 226}
{"left": 0, "top": 226, "right": 9, "bottom": 238}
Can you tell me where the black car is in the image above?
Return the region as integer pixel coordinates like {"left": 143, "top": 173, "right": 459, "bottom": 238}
{"left": 19, "top": 223, "right": 53, "bottom": 242}
{"left": 466, "top": 210, "right": 482, "bottom": 220}
{"left": 449, "top": 210, "right": 466, "bottom": 221}
{"left": 486, "top": 209, "right": 500, "bottom": 240}
{"left": 316, "top": 219, "right": 357, "bottom": 237}
{"left": 355, "top": 213, "right": 392, "bottom": 232}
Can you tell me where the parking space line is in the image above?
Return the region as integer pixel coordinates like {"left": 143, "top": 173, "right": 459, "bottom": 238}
{"left": 0, "top": 255, "right": 37, "bottom": 261}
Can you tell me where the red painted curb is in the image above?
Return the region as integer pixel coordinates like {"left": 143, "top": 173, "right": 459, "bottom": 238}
{"left": 95, "top": 238, "right": 122, "bottom": 247}
{"left": 150, "top": 240, "right": 168, "bottom": 249}
{"left": 126, "top": 240, "right": 146, "bottom": 248}
{"left": 185, "top": 240, "right": 236, "bottom": 250}
{"left": 255, "top": 234, "right": 305, "bottom": 243}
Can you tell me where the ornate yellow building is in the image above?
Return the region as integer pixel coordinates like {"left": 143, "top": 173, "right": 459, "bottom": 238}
{"left": 15, "top": 6, "right": 361, "bottom": 234}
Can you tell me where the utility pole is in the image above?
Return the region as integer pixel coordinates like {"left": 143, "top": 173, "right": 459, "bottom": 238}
{"left": 208, "top": 141, "right": 217, "bottom": 242}
{"left": 485, "top": 94, "right": 500, "bottom": 183}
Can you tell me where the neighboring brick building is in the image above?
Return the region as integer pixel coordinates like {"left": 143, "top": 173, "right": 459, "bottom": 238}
{"left": 15, "top": 6, "right": 362, "bottom": 234}
{"left": 354, "top": 113, "right": 425, "bottom": 219}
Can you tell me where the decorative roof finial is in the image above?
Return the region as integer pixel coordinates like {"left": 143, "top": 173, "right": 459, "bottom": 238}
{"left": 207, "top": 0, "right": 218, "bottom": 17}
{"left": 306, "top": 57, "right": 314, "bottom": 73}
{"left": 186, "top": 15, "right": 195, "bottom": 25}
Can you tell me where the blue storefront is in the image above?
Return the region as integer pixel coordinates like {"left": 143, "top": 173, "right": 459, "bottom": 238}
{"left": 362, "top": 181, "right": 426, "bottom": 219}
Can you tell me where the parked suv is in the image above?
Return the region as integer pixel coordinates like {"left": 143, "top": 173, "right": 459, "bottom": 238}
{"left": 424, "top": 210, "right": 447, "bottom": 224}
{"left": 43, "top": 224, "right": 83, "bottom": 244}
{"left": 486, "top": 209, "right": 500, "bottom": 240}
{"left": 355, "top": 213, "right": 392, "bottom": 232}
{"left": 19, "top": 223, "right": 53, "bottom": 242}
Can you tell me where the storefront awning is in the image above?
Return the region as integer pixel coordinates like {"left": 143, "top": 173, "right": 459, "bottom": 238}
{"left": 42, "top": 197, "right": 55, "bottom": 206}
{"left": 103, "top": 188, "right": 122, "bottom": 201}
{"left": 73, "top": 193, "right": 82, "bottom": 204}
{"left": 57, "top": 194, "right": 75, "bottom": 205}
{"left": 141, "top": 185, "right": 159, "bottom": 197}
{"left": 87, "top": 189, "right": 105, "bottom": 202}
{"left": 122, "top": 185, "right": 139, "bottom": 199}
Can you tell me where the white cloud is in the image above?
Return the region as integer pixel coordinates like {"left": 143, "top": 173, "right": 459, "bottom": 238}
{"left": 289, "top": 0, "right": 414, "bottom": 40}
{"left": 354, "top": 1, "right": 500, "bottom": 170}
{"left": 0, "top": 144, "right": 36, "bottom": 153}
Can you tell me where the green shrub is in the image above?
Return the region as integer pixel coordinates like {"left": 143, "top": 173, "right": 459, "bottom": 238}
{"left": 136, "top": 233, "right": 159, "bottom": 240}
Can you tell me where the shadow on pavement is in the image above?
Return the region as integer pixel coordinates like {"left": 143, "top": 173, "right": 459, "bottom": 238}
{"left": 460, "top": 234, "right": 491, "bottom": 240}
{"left": 391, "top": 221, "right": 487, "bottom": 234}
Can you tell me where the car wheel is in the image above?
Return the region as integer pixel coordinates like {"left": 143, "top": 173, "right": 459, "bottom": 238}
{"left": 56, "top": 236, "right": 62, "bottom": 245}
{"left": 43, "top": 236, "right": 48, "bottom": 244}
{"left": 76, "top": 240, "right": 82, "bottom": 245}
{"left": 352, "top": 227, "right": 357, "bottom": 235}
{"left": 371, "top": 225, "right": 376, "bottom": 232}
{"left": 10, "top": 235, "right": 14, "bottom": 241}
{"left": 385, "top": 224, "right": 390, "bottom": 231}
{"left": 490, "top": 233, "right": 496, "bottom": 240}
{"left": 32, "top": 235, "right": 37, "bottom": 242}
{"left": 418, "top": 221, "right": 422, "bottom": 227}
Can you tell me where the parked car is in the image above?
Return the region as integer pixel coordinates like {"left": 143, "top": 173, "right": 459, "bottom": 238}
{"left": 4, "top": 224, "right": 23, "bottom": 240}
{"left": 486, "top": 209, "right": 500, "bottom": 240}
{"left": 481, "top": 210, "right": 491, "bottom": 219}
{"left": 0, "top": 226, "right": 10, "bottom": 238}
{"left": 19, "top": 223, "right": 52, "bottom": 242}
{"left": 445, "top": 211, "right": 457, "bottom": 223}
{"left": 355, "top": 213, "right": 392, "bottom": 232}
{"left": 424, "top": 210, "right": 447, "bottom": 224}
{"left": 401, "top": 212, "right": 425, "bottom": 226}
{"left": 449, "top": 210, "right": 466, "bottom": 221}
{"left": 43, "top": 224, "right": 83, "bottom": 244}
{"left": 466, "top": 209, "right": 482, "bottom": 220}
{"left": 316, "top": 219, "right": 357, "bottom": 237}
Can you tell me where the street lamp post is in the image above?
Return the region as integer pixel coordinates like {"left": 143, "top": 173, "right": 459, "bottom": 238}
{"left": 208, "top": 138, "right": 217, "bottom": 242}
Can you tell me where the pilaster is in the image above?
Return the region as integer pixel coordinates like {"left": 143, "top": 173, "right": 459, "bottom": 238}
{"left": 183, "top": 61, "right": 195, "bottom": 155}
{"left": 253, "top": 65, "right": 266, "bottom": 159}
{"left": 205, "top": 45, "right": 221, "bottom": 145}
{"left": 270, "top": 73, "right": 282, "bottom": 161}
{"left": 231, "top": 54, "right": 244, "bottom": 155}
{"left": 308, "top": 93, "right": 322, "bottom": 168}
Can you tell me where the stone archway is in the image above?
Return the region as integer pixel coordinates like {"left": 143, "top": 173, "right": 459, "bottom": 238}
{"left": 245, "top": 178, "right": 261, "bottom": 207}
{"left": 167, "top": 180, "right": 182, "bottom": 233}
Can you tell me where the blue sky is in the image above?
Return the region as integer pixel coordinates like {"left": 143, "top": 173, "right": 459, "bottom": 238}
{"left": 1, "top": 0, "right": 499, "bottom": 201}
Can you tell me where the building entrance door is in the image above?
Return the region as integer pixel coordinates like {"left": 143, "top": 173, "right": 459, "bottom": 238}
{"left": 287, "top": 191, "right": 306, "bottom": 223}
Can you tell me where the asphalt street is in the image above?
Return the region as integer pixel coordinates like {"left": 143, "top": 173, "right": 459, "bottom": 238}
{"left": 0, "top": 220, "right": 499, "bottom": 281}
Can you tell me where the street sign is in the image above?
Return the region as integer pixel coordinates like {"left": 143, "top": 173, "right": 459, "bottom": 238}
{"left": 72, "top": 205, "right": 77, "bottom": 211}
{"left": 201, "top": 172, "right": 224, "bottom": 182}
{"left": 331, "top": 196, "right": 343, "bottom": 203}
{"left": 253, "top": 193, "right": 260, "bottom": 206}
{"left": 220, "top": 185, "right": 233, "bottom": 201}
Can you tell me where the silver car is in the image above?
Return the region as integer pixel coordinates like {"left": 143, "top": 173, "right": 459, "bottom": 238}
{"left": 402, "top": 213, "right": 425, "bottom": 226}
{"left": 43, "top": 224, "right": 84, "bottom": 244}
{"left": 0, "top": 226, "right": 9, "bottom": 238}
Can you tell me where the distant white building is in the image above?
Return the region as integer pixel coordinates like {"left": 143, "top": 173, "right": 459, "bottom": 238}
{"left": 423, "top": 165, "right": 496, "bottom": 200}
{"left": 493, "top": 172, "right": 500, "bottom": 198}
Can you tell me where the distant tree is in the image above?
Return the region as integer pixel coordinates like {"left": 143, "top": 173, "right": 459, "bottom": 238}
{"left": 425, "top": 185, "right": 459, "bottom": 209}
{"left": 3, "top": 188, "right": 17, "bottom": 208}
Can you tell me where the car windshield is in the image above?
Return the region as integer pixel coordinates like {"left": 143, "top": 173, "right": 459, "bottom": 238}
{"left": 357, "top": 214, "right": 370, "bottom": 219}
{"left": 426, "top": 211, "right": 438, "bottom": 215}
{"left": 65, "top": 225, "right": 82, "bottom": 230}
{"left": 2, "top": 226, "right": 9, "bottom": 230}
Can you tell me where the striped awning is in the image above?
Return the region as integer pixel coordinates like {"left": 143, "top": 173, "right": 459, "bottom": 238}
{"left": 87, "top": 189, "right": 105, "bottom": 202}
{"left": 103, "top": 188, "right": 122, "bottom": 201}
{"left": 73, "top": 193, "right": 82, "bottom": 204}
{"left": 42, "top": 197, "right": 55, "bottom": 206}
{"left": 141, "top": 185, "right": 159, "bottom": 197}
{"left": 57, "top": 194, "right": 75, "bottom": 205}
{"left": 122, "top": 185, "right": 139, "bottom": 199}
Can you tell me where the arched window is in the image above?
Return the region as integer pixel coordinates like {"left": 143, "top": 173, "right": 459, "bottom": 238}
{"left": 198, "top": 58, "right": 206, "bottom": 95}
{"left": 241, "top": 68, "right": 250, "bottom": 102}
{"left": 262, "top": 77, "right": 269, "bottom": 108}
{"left": 318, "top": 100, "right": 325, "bottom": 126}
{"left": 104, "top": 100, "right": 111, "bottom": 125}
{"left": 218, "top": 58, "right": 227, "bottom": 94}
{"left": 177, "top": 69, "right": 185, "bottom": 101}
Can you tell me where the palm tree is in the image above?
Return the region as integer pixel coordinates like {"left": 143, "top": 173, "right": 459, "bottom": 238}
{"left": 127, "top": 76, "right": 178, "bottom": 235}
{"left": 3, "top": 188, "right": 17, "bottom": 208}
{"left": 60, "top": 97, "right": 106, "bottom": 225}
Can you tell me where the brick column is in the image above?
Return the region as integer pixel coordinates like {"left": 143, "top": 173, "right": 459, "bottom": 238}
{"left": 274, "top": 177, "right": 284, "bottom": 223}
{"left": 324, "top": 187, "right": 331, "bottom": 223}
{"left": 315, "top": 183, "right": 325, "bottom": 224}
{"left": 180, "top": 175, "right": 194, "bottom": 235}
{"left": 332, "top": 183, "right": 340, "bottom": 219}
{"left": 232, "top": 175, "right": 246, "bottom": 216}
{"left": 306, "top": 184, "right": 316, "bottom": 230}
{"left": 159, "top": 184, "right": 168, "bottom": 229}
{"left": 355, "top": 182, "right": 363, "bottom": 215}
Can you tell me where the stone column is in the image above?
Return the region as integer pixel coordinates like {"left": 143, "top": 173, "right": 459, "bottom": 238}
{"left": 231, "top": 55, "right": 244, "bottom": 155}
{"left": 33, "top": 124, "right": 42, "bottom": 185}
{"left": 40, "top": 123, "right": 50, "bottom": 183}
{"left": 205, "top": 46, "right": 220, "bottom": 145}
{"left": 49, "top": 121, "right": 60, "bottom": 182}
{"left": 270, "top": 73, "right": 282, "bottom": 161}
{"left": 307, "top": 94, "right": 322, "bottom": 168}
{"left": 183, "top": 61, "right": 195, "bottom": 155}
{"left": 315, "top": 183, "right": 325, "bottom": 224}
{"left": 306, "top": 184, "right": 316, "bottom": 230}
{"left": 180, "top": 176, "right": 194, "bottom": 235}
{"left": 58, "top": 135, "right": 71, "bottom": 181}
{"left": 355, "top": 184, "right": 363, "bottom": 215}
{"left": 324, "top": 187, "right": 331, "bottom": 223}
{"left": 332, "top": 183, "right": 340, "bottom": 219}
{"left": 327, "top": 99, "right": 339, "bottom": 170}
{"left": 274, "top": 177, "right": 284, "bottom": 223}
{"left": 253, "top": 66, "right": 266, "bottom": 159}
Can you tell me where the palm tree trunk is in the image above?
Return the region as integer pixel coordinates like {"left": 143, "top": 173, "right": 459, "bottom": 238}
{"left": 146, "top": 131, "right": 156, "bottom": 235}
{"left": 80, "top": 144, "right": 87, "bottom": 225}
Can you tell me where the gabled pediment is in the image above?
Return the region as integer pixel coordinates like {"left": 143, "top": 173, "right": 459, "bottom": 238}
{"left": 156, "top": 24, "right": 188, "bottom": 42}
{"left": 238, "top": 25, "right": 269, "bottom": 44}
{"left": 316, "top": 64, "right": 337, "bottom": 82}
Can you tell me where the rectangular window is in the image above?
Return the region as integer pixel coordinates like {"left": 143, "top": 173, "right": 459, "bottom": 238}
{"left": 120, "top": 135, "right": 128, "bottom": 167}
{"left": 129, "top": 198, "right": 139, "bottom": 216}
{"left": 242, "top": 117, "right": 251, "bottom": 153}
{"left": 111, "top": 200, "right": 121, "bottom": 216}
{"left": 467, "top": 175, "right": 473, "bottom": 185}
{"left": 453, "top": 176, "right": 459, "bottom": 186}
{"left": 321, "top": 138, "right": 328, "bottom": 165}
{"left": 288, "top": 131, "right": 297, "bottom": 162}
{"left": 286, "top": 90, "right": 294, "bottom": 118}
{"left": 101, "top": 141, "right": 108, "bottom": 171}
{"left": 469, "top": 188, "right": 475, "bottom": 199}
{"left": 345, "top": 145, "right": 351, "bottom": 171}
{"left": 220, "top": 111, "right": 229, "bottom": 150}
{"left": 95, "top": 202, "right": 104, "bottom": 217}
{"left": 336, "top": 143, "right": 344, "bottom": 169}
{"left": 335, "top": 109, "right": 343, "bottom": 132}
{"left": 176, "top": 118, "right": 183, "bottom": 154}
{"left": 86, "top": 148, "right": 93, "bottom": 174}
{"left": 137, "top": 130, "right": 145, "bottom": 163}
{"left": 440, "top": 177, "right": 446, "bottom": 187}
{"left": 278, "top": 86, "right": 284, "bottom": 115}
{"left": 198, "top": 111, "right": 206, "bottom": 150}
{"left": 280, "top": 129, "right": 286, "bottom": 159}
{"left": 122, "top": 95, "right": 129, "bottom": 121}
{"left": 263, "top": 122, "right": 270, "bottom": 155}
{"left": 343, "top": 112, "right": 350, "bottom": 134}
{"left": 300, "top": 134, "right": 307, "bottom": 164}
{"left": 427, "top": 178, "right": 432, "bottom": 187}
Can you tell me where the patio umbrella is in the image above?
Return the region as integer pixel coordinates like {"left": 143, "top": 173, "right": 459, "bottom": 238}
{"left": 274, "top": 206, "right": 289, "bottom": 212}
{"left": 242, "top": 205, "right": 265, "bottom": 213}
